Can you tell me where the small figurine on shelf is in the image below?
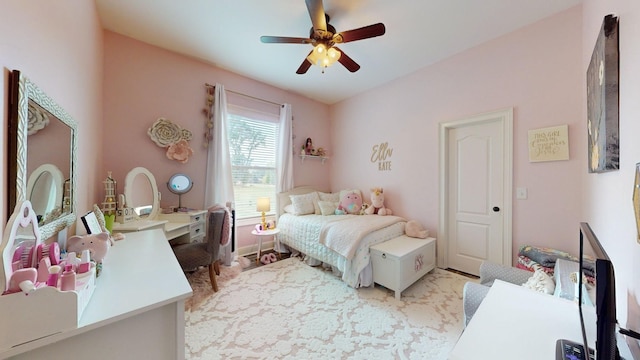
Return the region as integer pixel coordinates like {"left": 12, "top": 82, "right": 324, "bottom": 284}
{"left": 304, "top": 137, "right": 313, "bottom": 155}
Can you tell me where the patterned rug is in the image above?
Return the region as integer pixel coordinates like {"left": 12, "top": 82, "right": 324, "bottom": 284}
{"left": 185, "top": 257, "right": 472, "bottom": 359}
{"left": 184, "top": 256, "right": 250, "bottom": 312}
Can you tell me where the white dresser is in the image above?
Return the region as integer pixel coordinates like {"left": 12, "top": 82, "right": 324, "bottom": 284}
{"left": 158, "top": 209, "right": 207, "bottom": 243}
{"left": 370, "top": 236, "right": 436, "bottom": 299}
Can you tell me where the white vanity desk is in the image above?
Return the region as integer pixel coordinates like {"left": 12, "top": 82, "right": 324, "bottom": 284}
{"left": 2, "top": 229, "right": 192, "bottom": 360}
{"left": 112, "top": 209, "right": 207, "bottom": 243}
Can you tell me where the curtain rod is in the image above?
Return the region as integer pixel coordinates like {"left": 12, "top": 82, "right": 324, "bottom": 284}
{"left": 205, "top": 83, "right": 283, "bottom": 107}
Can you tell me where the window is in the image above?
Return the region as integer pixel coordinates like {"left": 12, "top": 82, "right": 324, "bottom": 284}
{"left": 227, "top": 104, "right": 279, "bottom": 220}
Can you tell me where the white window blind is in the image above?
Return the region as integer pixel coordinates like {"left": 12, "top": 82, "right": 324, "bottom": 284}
{"left": 227, "top": 104, "right": 279, "bottom": 220}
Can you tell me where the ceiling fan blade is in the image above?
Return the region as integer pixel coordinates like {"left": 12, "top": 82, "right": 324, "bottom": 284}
{"left": 296, "top": 51, "right": 313, "bottom": 74}
{"left": 260, "top": 36, "right": 313, "bottom": 44}
{"left": 305, "top": 0, "right": 327, "bottom": 32}
{"left": 334, "top": 23, "right": 386, "bottom": 43}
{"left": 334, "top": 47, "right": 360, "bottom": 73}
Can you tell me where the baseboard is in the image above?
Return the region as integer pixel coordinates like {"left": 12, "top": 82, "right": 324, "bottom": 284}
{"left": 237, "top": 240, "right": 275, "bottom": 257}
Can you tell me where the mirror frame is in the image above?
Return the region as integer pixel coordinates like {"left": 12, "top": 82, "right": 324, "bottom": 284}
{"left": 124, "top": 167, "right": 160, "bottom": 220}
{"left": 8, "top": 70, "right": 78, "bottom": 240}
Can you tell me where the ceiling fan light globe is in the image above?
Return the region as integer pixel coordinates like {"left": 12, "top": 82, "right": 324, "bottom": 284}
{"left": 327, "top": 47, "right": 341, "bottom": 61}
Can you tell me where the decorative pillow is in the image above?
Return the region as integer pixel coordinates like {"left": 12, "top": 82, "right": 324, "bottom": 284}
{"left": 289, "top": 192, "right": 319, "bottom": 215}
{"left": 283, "top": 204, "right": 295, "bottom": 214}
{"left": 318, "top": 192, "right": 340, "bottom": 203}
{"left": 316, "top": 192, "right": 339, "bottom": 214}
{"left": 522, "top": 269, "right": 556, "bottom": 295}
{"left": 318, "top": 200, "right": 338, "bottom": 216}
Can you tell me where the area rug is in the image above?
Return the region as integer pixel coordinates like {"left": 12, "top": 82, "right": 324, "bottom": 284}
{"left": 185, "top": 257, "right": 473, "bottom": 359}
{"left": 184, "top": 256, "right": 250, "bottom": 312}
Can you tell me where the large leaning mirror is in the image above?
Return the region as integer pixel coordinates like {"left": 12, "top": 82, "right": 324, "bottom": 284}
{"left": 124, "top": 167, "right": 160, "bottom": 220}
{"left": 8, "top": 70, "right": 77, "bottom": 239}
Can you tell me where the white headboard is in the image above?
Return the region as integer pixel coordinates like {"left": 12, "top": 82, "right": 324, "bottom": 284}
{"left": 276, "top": 186, "right": 319, "bottom": 219}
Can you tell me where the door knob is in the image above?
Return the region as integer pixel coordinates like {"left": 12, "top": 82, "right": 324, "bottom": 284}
{"left": 492, "top": 206, "right": 500, "bottom": 212}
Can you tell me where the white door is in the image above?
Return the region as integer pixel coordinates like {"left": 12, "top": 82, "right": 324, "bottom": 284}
{"left": 438, "top": 109, "right": 512, "bottom": 276}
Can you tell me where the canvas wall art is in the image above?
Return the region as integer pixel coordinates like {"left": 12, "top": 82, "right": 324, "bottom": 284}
{"left": 587, "top": 14, "right": 619, "bottom": 173}
{"left": 528, "top": 125, "right": 569, "bottom": 162}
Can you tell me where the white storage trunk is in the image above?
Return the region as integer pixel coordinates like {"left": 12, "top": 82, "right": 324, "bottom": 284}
{"left": 370, "top": 236, "right": 436, "bottom": 299}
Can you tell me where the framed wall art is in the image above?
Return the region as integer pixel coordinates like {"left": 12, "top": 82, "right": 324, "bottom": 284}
{"left": 587, "top": 14, "right": 619, "bottom": 173}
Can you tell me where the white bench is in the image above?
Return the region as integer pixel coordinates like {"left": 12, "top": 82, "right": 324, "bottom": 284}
{"left": 370, "top": 236, "right": 436, "bottom": 299}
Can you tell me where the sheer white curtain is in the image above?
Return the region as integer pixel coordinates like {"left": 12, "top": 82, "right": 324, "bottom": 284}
{"left": 277, "top": 103, "right": 294, "bottom": 193}
{"left": 275, "top": 103, "right": 293, "bottom": 253}
{"left": 204, "top": 83, "right": 236, "bottom": 265}
{"left": 204, "top": 83, "right": 235, "bottom": 209}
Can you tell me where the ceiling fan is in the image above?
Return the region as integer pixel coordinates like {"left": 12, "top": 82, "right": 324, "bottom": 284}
{"left": 260, "top": 0, "right": 386, "bottom": 74}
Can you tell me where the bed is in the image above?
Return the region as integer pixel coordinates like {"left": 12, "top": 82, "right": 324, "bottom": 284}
{"left": 276, "top": 186, "right": 406, "bottom": 288}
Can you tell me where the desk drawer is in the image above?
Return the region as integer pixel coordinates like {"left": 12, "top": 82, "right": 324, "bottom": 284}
{"left": 190, "top": 213, "right": 205, "bottom": 226}
{"left": 190, "top": 222, "right": 205, "bottom": 239}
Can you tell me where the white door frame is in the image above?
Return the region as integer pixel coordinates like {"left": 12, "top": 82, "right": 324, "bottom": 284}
{"left": 437, "top": 108, "right": 514, "bottom": 269}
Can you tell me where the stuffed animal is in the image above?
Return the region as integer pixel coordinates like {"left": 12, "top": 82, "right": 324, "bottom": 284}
{"left": 359, "top": 203, "right": 370, "bottom": 215}
{"left": 405, "top": 220, "right": 429, "bottom": 238}
{"left": 67, "top": 232, "right": 111, "bottom": 263}
{"left": 335, "top": 191, "right": 363, "bottom": 215}
{"left": 364, "top": 187, "right": 392, "bottom": 216}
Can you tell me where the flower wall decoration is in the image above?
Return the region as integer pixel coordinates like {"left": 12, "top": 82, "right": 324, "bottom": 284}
{"left": 147, "top": 117, "right": 194, "bottom": 163}
{"left": 166, "top": 139, "right": 194, "bottom": 164}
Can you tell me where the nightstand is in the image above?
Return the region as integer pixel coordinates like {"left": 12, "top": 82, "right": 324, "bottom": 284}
{"left": 251, "top": 228, "right": 280, "bottom": 264}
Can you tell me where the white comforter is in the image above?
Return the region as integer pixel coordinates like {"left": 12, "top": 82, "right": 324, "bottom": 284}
{"left": 277, "top": 213, "right": 407, "bottom": 287}
{"left": 319, "top": 215, "right": 405, "bottom": 259}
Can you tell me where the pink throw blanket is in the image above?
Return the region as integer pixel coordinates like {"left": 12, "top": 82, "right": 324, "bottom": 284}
{"left": 208, "top": 204, "right": 231, "bottom": 246}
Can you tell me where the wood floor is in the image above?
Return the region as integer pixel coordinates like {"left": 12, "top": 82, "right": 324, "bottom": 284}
{"left": 241, "top": 250, "right": 291, "bottom": 271}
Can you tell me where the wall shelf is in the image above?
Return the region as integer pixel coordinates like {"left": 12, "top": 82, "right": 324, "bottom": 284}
{"left": 299, "top": 155, "right": 329, "bottom": 164}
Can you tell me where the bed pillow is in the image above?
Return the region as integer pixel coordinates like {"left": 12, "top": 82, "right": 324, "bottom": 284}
{"left": 283, "top": 204, "right": 295, "bottom": 214}
{"left": 289, "top": 192, "right": 319, "bottom": 215}
{"left": 317, "top": 200, "right": 338, "bottom": 216}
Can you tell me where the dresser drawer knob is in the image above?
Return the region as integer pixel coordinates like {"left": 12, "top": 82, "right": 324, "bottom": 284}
{"left": 194, "top": 216, "right": 201, "bottom": 221}
{"left": 382, "top": 253, "right": 386, "bottom": 259}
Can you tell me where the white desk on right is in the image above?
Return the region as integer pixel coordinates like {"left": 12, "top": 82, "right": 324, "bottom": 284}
{"left": 449, "top": 280, "right": 632, "bottom": 359}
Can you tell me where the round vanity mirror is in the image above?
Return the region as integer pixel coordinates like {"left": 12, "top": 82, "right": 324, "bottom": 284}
{"left": 124, "top": 167, "right": 160, "bottom": 220}
{"left": 167, "top": 173, "right": 192, "bottom": 210}
{"left": 26, "top": 163, "right": 64, "bottom": 225}
{"left": 167, "top": 174, "right": 193, "bottom": 194}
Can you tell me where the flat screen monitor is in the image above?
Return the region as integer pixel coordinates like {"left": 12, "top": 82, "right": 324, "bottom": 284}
{"left": 578, "top": 222, "right": 619, "bottom": 360}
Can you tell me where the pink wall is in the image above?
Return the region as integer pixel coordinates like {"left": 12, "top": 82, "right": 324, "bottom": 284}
{"left": 330, "top": 7, "right": 584, "bottom": 259}
{"left": 582, "top": 0, "right": 640, "bottom": 339}
{"left": 102, "top": 32, "right": 331, "bottom": 249}
{"left": 0, "top": 1, "right": 103, "bottom": 234}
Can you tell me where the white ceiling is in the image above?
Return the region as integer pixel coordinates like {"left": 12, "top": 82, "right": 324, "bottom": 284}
{"left": 96, "top": 0, "right": 582, "bottom": 104}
